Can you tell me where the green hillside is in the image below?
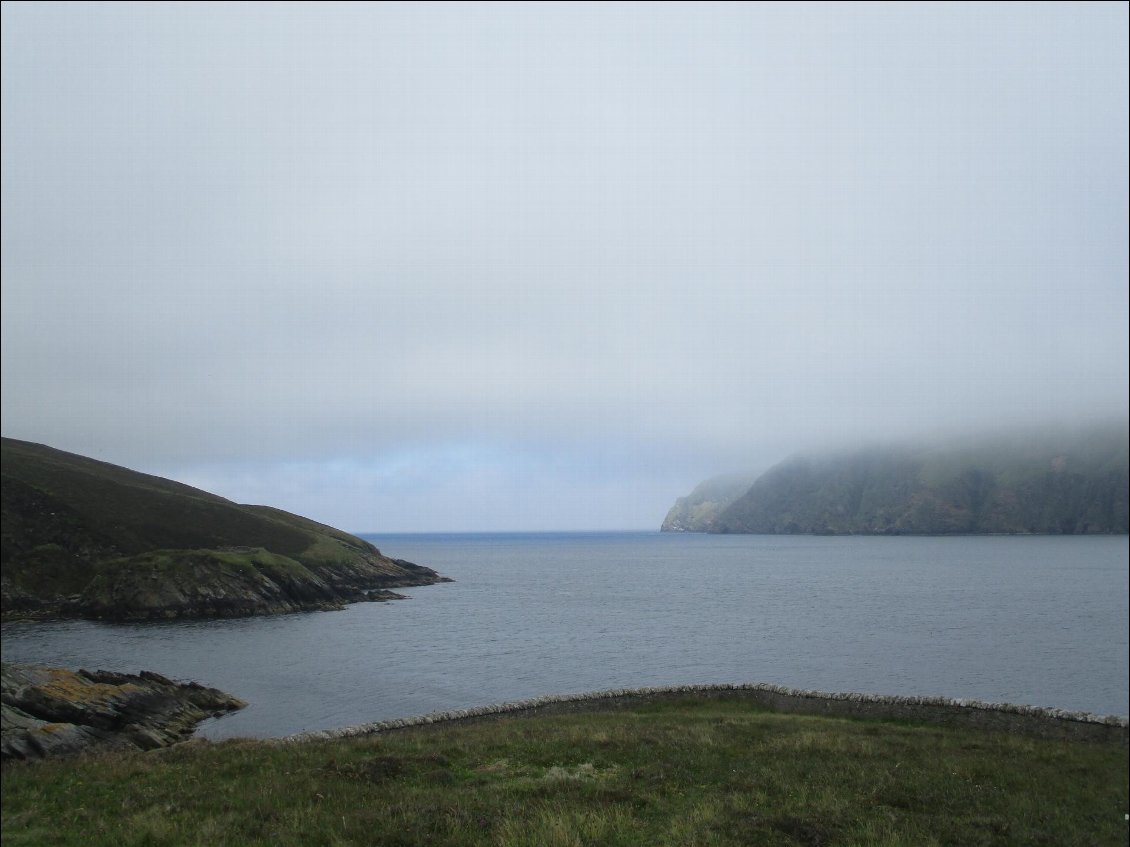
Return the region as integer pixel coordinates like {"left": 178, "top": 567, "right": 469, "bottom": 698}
{"left": 0, "top": 438, "right": 447, "bottom": 620}
{"left": 666, "top": 423, "right": 1129, "bottom": 535}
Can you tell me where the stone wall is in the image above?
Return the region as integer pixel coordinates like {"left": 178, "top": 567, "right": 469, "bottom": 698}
{"left": 280, "top": 683, "right": 1128, "bottom": 746}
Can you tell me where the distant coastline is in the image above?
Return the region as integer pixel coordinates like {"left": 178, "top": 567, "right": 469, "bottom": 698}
{"left": 664, "top": 423, "right": 1129, "bottom": 535}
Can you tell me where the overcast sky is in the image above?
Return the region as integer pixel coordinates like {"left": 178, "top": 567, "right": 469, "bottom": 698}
{"left": 2, "top": 2, "right": 1127, "bottom": 531}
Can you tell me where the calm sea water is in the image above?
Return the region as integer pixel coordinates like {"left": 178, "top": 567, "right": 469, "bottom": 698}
{"left": 2, "top": 533, "right": 1126, "bottom": 739}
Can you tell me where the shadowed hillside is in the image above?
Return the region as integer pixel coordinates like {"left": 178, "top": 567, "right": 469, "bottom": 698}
{"left": 664, "top": 423, "right": 1129, "bottom": 535}
{"left": 1, "top": 438, "right": 448, "bottom": 620}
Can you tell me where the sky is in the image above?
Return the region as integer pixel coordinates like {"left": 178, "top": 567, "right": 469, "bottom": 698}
{"left": 2, "top": 2, "right": 1127, "bottom": 532}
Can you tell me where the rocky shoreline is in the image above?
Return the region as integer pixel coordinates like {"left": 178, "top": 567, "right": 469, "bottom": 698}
{"left": 2, "top": 551, "right": 453, "bottom": 623}
{"left": 1, "top": 664, "right": 246, "bottom": 761}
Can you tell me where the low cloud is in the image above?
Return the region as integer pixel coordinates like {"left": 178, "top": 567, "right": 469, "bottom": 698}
{"left": 3, "top": 3, "right": 1127, "bottom": 529}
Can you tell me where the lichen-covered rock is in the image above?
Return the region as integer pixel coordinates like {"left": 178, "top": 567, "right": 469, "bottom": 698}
{"left": 0, "top": 664, "right": 246, "bottom": 761}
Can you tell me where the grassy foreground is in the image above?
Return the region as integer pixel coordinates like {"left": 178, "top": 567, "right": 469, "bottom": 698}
{"left": 2, "top": 697, "right": 1126, "bottom": 846}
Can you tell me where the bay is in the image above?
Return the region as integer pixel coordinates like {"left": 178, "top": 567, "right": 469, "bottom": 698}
{"left": 1, "top": 532, "right": 1126, "bottom": 739}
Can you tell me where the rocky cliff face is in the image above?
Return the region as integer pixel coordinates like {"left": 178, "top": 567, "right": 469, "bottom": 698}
{"left": 1, "top": 438, "right": 451, "bottom": 620}
{"left": 1, "top": 664, "right": 246, "bottom": 761}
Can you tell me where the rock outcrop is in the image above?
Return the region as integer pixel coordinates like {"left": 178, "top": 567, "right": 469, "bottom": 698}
{"left": 1, "top": 663, "right": 246, "bottom": 761}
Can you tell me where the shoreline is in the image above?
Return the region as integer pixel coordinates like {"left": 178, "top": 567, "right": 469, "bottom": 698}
{"left": 279, "top": 682, "right": 1129, "bottom": 747}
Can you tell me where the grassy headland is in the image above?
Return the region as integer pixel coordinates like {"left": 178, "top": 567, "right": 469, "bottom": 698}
{"left": 2, "top": 696, "right": 1126, "bottom": 846}
{"left": 1, "top": 438, "right": 448, "bottom": 620}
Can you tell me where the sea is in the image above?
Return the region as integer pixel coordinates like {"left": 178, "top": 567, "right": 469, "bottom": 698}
{"left": 1, "top": 532, "right": 1126, "bottom": 739}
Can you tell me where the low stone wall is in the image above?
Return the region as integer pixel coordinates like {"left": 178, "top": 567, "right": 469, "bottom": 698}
{"left": 280, "top": 683, "right": 1128, "bottom": 746}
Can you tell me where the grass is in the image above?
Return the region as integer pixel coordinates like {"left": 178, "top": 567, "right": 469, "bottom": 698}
{"left": 90, "top": 548, "right": 314, "bottom": 581}
{"left": 2, "top": 697, "right": 1126, "bottom": 846}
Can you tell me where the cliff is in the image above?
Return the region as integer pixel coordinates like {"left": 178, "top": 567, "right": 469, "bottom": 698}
{"left": 1, "top": 438, "right": 450, "bottom": 620}
{"left": 665, "top": 423, "right": 1129, "bottom": 535}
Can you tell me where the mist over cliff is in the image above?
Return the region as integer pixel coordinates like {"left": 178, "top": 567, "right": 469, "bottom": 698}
{"left": 663, "top": 423, "right": 1129, "bottom": 535}
{"left": 3, "top": 4, "right": 1126, "bottom": 532}
{"left": 660, "top": 473, "right": 760, "bottom": 533}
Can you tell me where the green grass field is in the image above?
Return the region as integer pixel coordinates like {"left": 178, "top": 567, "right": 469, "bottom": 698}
{"left": 2, "top": 697, "right": 1126, "bottom": 846}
